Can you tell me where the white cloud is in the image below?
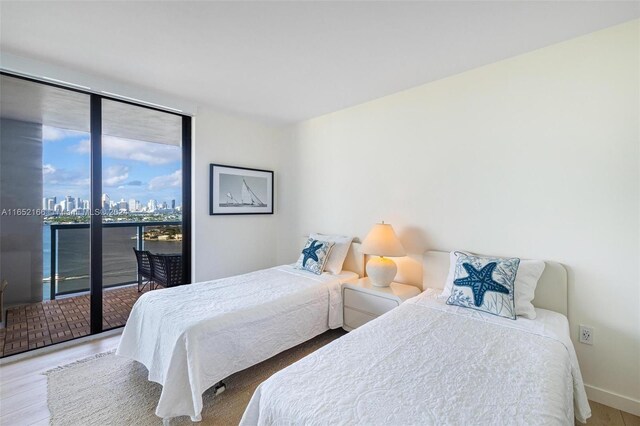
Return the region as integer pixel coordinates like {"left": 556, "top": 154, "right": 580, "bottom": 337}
{"left": 43, "top": 164, "right": 56, "bottom": 175}
{"left": 43, "top": 164, "right": 89, "bottom": 187}
{"left": 104, "top": 165, "right": 130, "bottom": 187}
{"left": 74, "top": 139, "right": 91, "bottom": 153}
{"left": 149, "top": 170, "right": 181, "bottom": 191}
{"left": 71, "top": 136, "right": 180, "bottom": 165}
{"left": 43, "top": 126, "right": 87, "bottom": 142}
{"left": 104, "top": 136, "right": 181, "bottom": 165}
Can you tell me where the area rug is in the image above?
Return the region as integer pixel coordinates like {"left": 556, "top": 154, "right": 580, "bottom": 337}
{"left": 46, "top": 329, "right": 345, "bottom": 425}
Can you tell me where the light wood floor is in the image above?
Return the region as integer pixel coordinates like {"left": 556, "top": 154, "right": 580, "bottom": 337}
{"left": 0, "top": 333, "right": 638, "bottom": 426}
{"left": 0, "top": 333, "right": 121, "bottom": 425}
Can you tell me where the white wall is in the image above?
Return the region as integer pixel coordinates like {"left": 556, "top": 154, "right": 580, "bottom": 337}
{"left": 192, "top": 107, "right": 285, "bottom": 282}
{"left": 277, "top": 20, "right": 640, "bottom": 412}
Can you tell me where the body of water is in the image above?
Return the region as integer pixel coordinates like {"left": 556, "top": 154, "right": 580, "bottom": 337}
{"left": 43, "top": 224, "right": 181, "bottom": 298}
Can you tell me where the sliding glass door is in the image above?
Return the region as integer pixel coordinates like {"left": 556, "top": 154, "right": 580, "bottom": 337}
{"left": 0, "top": 74, "right": 93, "bottom": 354}
{"left": 100, "top": 99, "right": 185, "bottom": 331}
{"left": 0, "top": 72, "right": 191, "bottom": 355}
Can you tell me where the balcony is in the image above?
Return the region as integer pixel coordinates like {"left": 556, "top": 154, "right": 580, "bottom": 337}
{"left": 1, "top": 285, "right": 148, "bottom": 357}
{"left": 1, "top": 221, "right": 181, "bottom": 357}
{"left": 45, "top": 221, "right": 182, "bottom": 299}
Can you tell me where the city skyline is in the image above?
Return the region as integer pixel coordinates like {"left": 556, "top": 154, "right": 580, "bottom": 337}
{"left": 43, "top": 125, "right": 182, "bottom": 206}
{"left": 42, "top": 192, "right": 180, "bottom": 214}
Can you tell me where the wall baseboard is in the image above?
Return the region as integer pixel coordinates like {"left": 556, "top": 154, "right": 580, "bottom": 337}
{"left": 585, "top": 384, "right": 640, "bottom": 416}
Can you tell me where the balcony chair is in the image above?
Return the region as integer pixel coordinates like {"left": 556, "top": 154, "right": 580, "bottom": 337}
{"left": 148, "top": 253, "right": 183, "bottom": 289}
{"left": 133, "top": 248, "right": 154, "bottom": 292}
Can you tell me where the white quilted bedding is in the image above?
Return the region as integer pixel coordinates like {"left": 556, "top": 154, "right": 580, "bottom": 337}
{"left": 116, "top": 265, "right": 357, "bottom": 420}
{"left": 241, "top": 292, "right": 591, "bottom": 425}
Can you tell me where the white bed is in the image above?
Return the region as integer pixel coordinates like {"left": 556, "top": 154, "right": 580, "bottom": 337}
{"left": 116, "top": 243, "right": 362, "bottom": 421}
{"left": 241, "top": 251, "right": 591, "bottom": 425}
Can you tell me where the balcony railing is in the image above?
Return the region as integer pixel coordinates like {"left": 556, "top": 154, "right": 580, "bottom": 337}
{"left": 47, "top": 221, "right": 181, "bottom": 299}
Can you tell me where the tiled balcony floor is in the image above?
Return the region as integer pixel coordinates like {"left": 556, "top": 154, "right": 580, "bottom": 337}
{"left": 1, "top": 285, "right": 148, "bottom": 357}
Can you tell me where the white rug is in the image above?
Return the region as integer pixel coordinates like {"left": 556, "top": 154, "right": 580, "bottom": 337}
{"left": 45, "top": 329, "right": 344, "bottom": 425}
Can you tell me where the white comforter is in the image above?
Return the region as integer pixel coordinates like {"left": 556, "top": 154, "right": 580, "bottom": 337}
{"left": 241, "top": 292, "right": 591, "bottom": 425}
{"left": 116, "top": 265, "right": 356, "bottom": 420}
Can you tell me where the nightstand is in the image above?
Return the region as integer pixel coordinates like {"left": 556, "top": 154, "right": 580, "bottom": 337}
{"left": 342, "top": 278, "right": 421, "bottom": 331}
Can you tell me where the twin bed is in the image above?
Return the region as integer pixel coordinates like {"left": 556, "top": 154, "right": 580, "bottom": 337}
{"left": 242, "top": 251, "right": 591, "bottom": 425}
{"left": 116, "top": 242, "right": 363, "bottom": 421}
{"left": 117, "top": 245, "right": 591, "bottom": 424}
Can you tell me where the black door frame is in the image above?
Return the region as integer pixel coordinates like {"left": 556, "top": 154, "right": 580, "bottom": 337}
{"left": 89, "top": 94, "right": 103, "bottom": 333}
{"left": 0, "top": 70, "right": 192, "bottom": 336}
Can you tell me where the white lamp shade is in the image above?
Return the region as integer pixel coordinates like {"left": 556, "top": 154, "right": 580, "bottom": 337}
{"left": 360, "top": 223, "right": 406, "bottom": 257}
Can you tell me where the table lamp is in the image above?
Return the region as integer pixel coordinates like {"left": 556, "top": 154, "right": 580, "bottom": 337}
{"left": 361, "top": 222, "right": 406, "bottom": 287}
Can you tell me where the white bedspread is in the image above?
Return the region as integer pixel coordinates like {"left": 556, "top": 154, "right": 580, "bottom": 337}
{"left": 116, "top": 265, "right": 356, "bottom": 420}
{"left": 241, "top": 292, "right": 591, "bottom": 425}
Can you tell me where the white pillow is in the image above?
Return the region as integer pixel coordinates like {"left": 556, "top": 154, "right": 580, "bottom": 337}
{"left": 310, "top": 233, "right": 353, "bottom": 274}
{"left": 439, "top": 251, "right": 545, "bottom": 319}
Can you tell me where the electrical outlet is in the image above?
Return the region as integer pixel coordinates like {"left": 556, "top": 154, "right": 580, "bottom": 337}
{"left": 579, "top": 325, "right": 594, "bottom": 345}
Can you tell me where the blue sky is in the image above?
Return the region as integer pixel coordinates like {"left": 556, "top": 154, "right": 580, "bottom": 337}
{"left": 43, "top": 126, "right": 182, "bottom": 205}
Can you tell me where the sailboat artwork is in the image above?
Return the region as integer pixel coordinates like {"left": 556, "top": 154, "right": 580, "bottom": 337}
{"left": 210, "top": 164, "right": 274, "bottom": 215}
{"left": 221, "top": 179, "right": 267, "bottom": 207}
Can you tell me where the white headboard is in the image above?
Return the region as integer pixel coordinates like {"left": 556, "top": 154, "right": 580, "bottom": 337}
{"left": 422, "top": 251, "right": 568, "bottom": 316}
{"left": 299, "top": 237, "right": 364, "bottom": 277}
{"left": 343, "top": 242, "right": 364, "bottom": 277}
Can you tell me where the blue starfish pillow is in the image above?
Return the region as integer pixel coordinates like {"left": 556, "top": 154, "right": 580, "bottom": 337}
{"left": 446, "top": 253, "right": 520, "bottom": 319}
{"left": 295, "top": 238, "right": 335, "bottom": 275}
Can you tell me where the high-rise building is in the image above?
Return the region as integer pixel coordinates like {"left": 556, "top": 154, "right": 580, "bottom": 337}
{"left": 129, "top": 199, "right": 138, "bottom": 212}
{"left": 42, "top": 197, "right": 48, "bottom": 210}
{"left": 118, "top": 198, "right": 128, "bottom": 211}
{"left": 102, "top": 193, "right": 110, "bottom": 211}
{"left": 47, "top": 198, "right": 55, "bottom": 211}
{"left": 147, "top": 199, "right": 157, "bottom": 212}
{"left": 65, "top": 195, "right": 74, "bottom": 212}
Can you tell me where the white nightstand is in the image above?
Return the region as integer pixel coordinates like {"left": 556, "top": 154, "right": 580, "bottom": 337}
{"left": 342, "top": 278, "right": 421, "bottom": 331}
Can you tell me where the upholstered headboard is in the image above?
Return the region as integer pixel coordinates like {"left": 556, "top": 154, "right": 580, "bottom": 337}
{"left": 342, "top": 242, "right": 364, "bottom": 277}
{"left": 299, "top": 237, "right": 364, "bottom": 277}
{"left": 422, "top": 251, "right": 568, "bottom": 316}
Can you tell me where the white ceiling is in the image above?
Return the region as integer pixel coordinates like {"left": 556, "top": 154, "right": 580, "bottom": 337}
{"left": 1, "top": 1, "right": 638, "bottom": 124}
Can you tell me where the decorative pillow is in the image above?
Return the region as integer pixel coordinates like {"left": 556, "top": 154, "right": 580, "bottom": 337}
{"left": 310, "top": 233, "right": 353, "bottom": 274}
{"left": 295, "top": 238, "right": 335, "bottom": 275}
{"left": 440, "top": 251, "right": 545, "bottom": 319}
{"left": 446, "top": 253, "right": 520, "bottom": 319}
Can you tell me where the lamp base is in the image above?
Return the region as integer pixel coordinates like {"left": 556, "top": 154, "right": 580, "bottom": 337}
{"left": 366, "top": 256, "right": 397, "bottom": 287}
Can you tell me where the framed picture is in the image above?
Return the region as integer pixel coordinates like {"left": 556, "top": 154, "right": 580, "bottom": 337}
{"left": 209, "top": 164, "right": 274, "bottom": 215}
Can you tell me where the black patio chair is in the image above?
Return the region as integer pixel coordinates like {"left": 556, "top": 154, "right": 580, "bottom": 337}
{"left": 133, "top": 248, "right": 154, "bottom": 292}
{"left": 148, "top": 253, "right": 183, "bottom": 289}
